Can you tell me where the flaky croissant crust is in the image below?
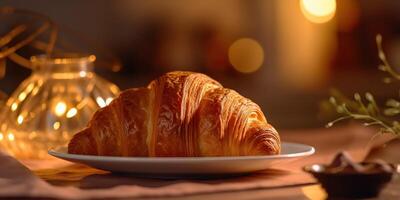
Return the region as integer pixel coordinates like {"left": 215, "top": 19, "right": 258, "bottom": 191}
{"left": 68, "top": 71, "right": 280, "bottom": 156}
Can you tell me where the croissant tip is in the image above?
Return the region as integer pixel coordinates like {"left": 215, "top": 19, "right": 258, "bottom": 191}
{"left": 68, "top": 128, "right": 97, "bottom": 155}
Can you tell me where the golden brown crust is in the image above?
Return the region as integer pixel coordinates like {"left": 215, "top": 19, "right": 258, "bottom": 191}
{"left": 68, "top": 128, "right": 97, "bottom": 155}
{"left": 68, "top": 71, "right": 280, "bottom": 156}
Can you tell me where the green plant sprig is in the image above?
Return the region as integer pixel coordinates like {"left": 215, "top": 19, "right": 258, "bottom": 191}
{"left": 376, "top": 34, "right": 400, "bottom": 83}
{"left": 327, "top": 35, "right": 400, "bottom": 136}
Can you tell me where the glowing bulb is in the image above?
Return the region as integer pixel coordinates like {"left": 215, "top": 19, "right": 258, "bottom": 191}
{"left": 7, "top": 132, "right": 15, "bottom": 141}
{"left": 18, "top": 92, "right": 27, "bottom": 101}
{"left": 106, "top": 98, "right": 113, "bottom": 105}
{"left": 228, "top": 38, "right": 264, "bottom": 73}
{"left": 300, "top": 0, "right": 336, "bottom": 23}
{"left": 79, "top": 71, "right": 87, "bottom": 77}
{"left": 110, "top": 85, "right": 119, "bottom": 95}
{"left": 66, "top": 108, "right": 77, "bottom": 118}
{"left": 31, "top": 87, "right": 39, "bottom": 95}
{"left": 17, "top": 115, "right": 24, "bottom": 124}
{"left": 54, "top": 101, "right": 67, "bottom": 116}
{"left": 0, "top": 132, "right": 3, "bottom": 141}
{"left": 96, "top": 97, "right": 107, "bottom": 108}
{"left": 26, "top": 83, "right": 34, "bottom": 92}
{"left": 53, "top": 121, "right": 61, "bottom": 130}
{"left": 11, "top": 103, "right": 18, "bottom": 111}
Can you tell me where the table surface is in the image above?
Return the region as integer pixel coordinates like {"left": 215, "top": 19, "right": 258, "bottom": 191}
{"left": 11, "top": 128, "right": 400, "bottom": 200}
{"left": 12, "top": 179, "right": 400, "bottom": 200}
{"left": 30, "top": 163, "right": 400, "bottom": 200}
{"left": 56, "top": 152, "right": 400, "bottom": 200}
{"left": 152, "top": 142, "right": 400, "bottom": 200}
{"left": 152, "top": 180, "right": 400, "bottom": 200}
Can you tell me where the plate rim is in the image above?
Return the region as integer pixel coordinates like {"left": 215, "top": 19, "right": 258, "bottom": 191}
{"left": 48, "top": 142, "right": 315, "bottom": 162}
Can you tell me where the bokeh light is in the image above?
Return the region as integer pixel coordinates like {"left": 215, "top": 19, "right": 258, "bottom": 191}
{"left": 106, "top": 97, "right": 113, "bottom": 105}
{"left": 228, "top": 38, "right": 264, "bottom": 73}
{"left": 53, "top": 121, "right": 61, "bottom": 130}
{"left": 66, "top": 108, "right": 78, "bottom": 118}
{"left": 11, "top": 103, "right": 18, "bottom": 111}
{"left": 7, "top": 132, "right": 15, "bottom": 141}
{"left": 300, "top": 0, "right": 336, "bottom": 24}
{"left": 54, "top": 101, "right": 67, "bottom": 116}
{"left": 17, "top": 115, "right": 24, "bottom": 125}
{"left": 96, "top": 97, "right": 107, "bottom": 108}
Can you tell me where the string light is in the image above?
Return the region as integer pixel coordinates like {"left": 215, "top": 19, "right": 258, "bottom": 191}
{"left": 18, "top": 92, "right": 27, "bottom": 101}
{"left": 0, "top": 55, "right": 120, "bottom": 159}
{"left": 300, "top": 0, "right": 336, "bottom": 24}
{"left": 79, "top": 71, "right": 87, "bottom": 77}
{"left": 11, "top": 103, "right": 18, "bottom": 111}
{"left": 66, "top": 108, "right": 78, "bottom": 118}
{"left": 53, "top": 121, "right": 61, "bottom": 130}
{"left": 110, "top": 85, "right": 119, "bottom": 94}
{"left": 106, "top": 97, "right": 113, "bottom": 105}
{"left": 7, "top": 132, "right": 15, "bottom": 141}
{"left": 54, "top": 101, "right": 67, "bottom": 116}
{"left": 96, "top": 97, "right": 107, "bottom": 108}
{"left": 26, "top": 83, "right": 34, "bottom": 92}
{"left": 17, "top": 115, "right": 24, "bottom": 125}
{"left": 31, "top": 87, "right": 39, "bottom": 95}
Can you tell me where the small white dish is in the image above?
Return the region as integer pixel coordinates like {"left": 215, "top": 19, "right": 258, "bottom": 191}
{"left": 49, "top": 142, "right": 314, "bottom": 177}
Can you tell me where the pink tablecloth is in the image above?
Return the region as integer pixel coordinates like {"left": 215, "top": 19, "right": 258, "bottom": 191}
{"left": 0, "top": 125, "right": 391, "bottom": 199}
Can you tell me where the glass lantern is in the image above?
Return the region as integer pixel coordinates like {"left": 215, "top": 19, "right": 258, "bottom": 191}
{"left": 0, "top": 55, "right": 120, "bottom": 159}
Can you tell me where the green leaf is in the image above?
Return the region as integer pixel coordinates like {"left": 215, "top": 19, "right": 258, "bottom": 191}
{"left": 386, "top": 99, "right": 400, "bottom": 108}
{"left": 378, "top": 65, "right": 387, "bottom": 71}
{"left": 354, "top": 93, "right": 361, "bottom": 101}
{"left": 336, "top": 106, "right": 344, "bottom": 113}
{"left": 367, "top": 103, "right": 376, "bottom": 115}
{"left": 383, "top": 77, "right": 392, "bottom": 83}
{"left": 379, "top": 51, "right": 386, "bottom": 60}
{"left": 329, "top": 97, "right": 336, "bottom": 105}
{"left": 384, "top": 108, "right": 400, "bottom": 116}
{"left": 365, "top": 92, "right": 374, "bottom": 102}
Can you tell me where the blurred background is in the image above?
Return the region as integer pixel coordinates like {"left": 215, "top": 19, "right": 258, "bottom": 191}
{"left": 1, "top": 0, "right": 400, "bottom": 130}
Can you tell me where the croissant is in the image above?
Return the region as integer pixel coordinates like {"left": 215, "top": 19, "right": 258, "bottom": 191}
{"left": 68, "top": 71, "right": 280, "bottom": 157}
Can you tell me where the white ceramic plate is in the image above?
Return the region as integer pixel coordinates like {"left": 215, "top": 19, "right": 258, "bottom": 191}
{"left": 49, "top": 142, "right": 314, "bottom": 177}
